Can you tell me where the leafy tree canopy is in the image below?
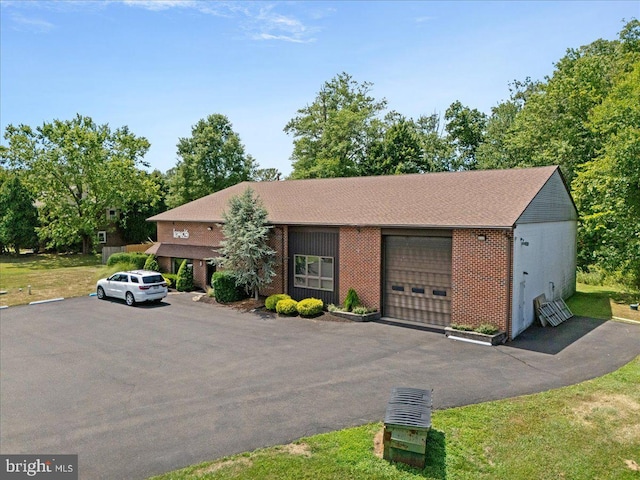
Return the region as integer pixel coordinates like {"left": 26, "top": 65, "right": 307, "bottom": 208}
{"left": 0, "top": 114, "right": 159, "bottom": 253}
{"left": 0, "top": 173, "right": 39, "bottom": 253}
{"left": 167, "top": 114, "right": 257, "bottom": 208}
{"left": 285, "top": 72, "right": 387, "bottom": 179}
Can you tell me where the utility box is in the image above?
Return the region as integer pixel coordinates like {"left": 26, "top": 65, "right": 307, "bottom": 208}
{"left": 383, "top": 387, "right": 432, "bottom": 469}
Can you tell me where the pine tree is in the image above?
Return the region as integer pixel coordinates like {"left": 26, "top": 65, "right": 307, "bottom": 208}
{"left": 216, "top": 188, "right": 276, "bottom": 300}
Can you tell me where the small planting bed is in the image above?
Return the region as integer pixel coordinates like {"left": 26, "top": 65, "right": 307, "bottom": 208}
{"left": 444, "top": 325, "right": 507, "bottom": 345}
{"left": 329, "top": 310, "right": 381, "bottom": 322}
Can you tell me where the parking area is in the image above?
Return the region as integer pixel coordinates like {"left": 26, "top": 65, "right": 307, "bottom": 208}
{"left": 1, "top": 293, "right": 638, "bottom": 479}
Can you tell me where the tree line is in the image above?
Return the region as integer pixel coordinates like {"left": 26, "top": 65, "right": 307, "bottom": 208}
{"left": 1, "top": 20, "right": 638, "bottom": 287}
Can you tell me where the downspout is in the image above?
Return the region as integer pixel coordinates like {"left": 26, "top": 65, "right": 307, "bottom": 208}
{"left": 506, "top": 229, "right": 514, "bottom": 341}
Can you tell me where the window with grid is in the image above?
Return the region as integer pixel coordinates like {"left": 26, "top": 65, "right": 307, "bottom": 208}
{"left": 294, "top": 255, "right": 334, "bottom": 291}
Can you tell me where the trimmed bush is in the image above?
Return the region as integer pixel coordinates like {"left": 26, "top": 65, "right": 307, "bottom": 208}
{"left": 475, "top": 324, "right": 500, "bottom": 335}
{"left": 450, "top": 324, "right": 475, "bottom": 331}
{"left": 212, "top": 271, "right": 245, "bottom": 303}
{"left": 163, "top": 273, "right": 177, "bottom": 288}
{"left": 265, "top": 294, "right": 291, "bottom": 311}
{"left": 276, "top": 298, "right": 298, "bottom": 315}
{"left": 327, "top": 303, "right": 340, "bottom": 313}
{"left": 343, "top": 288, "right": 361, "bottom": 312}
{"left": 297, "top": 298, "right": 323, "bottom": 317}
{"left": 144, "top": 255, "right": 160, "bottom": 272}
{"left": 106, "top": 252, "right": 149, "bottom": 269}
{"left": 176, "top": 259, "right": 194, "bottom": 292}
{"left": 352, "top": 305, "right": 375, "bottom": 315}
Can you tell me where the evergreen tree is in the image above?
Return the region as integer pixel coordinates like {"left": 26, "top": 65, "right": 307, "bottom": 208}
{"left": 216, "top": 188, "right": 275, "bottom": 300}
{"left": 176, "top": 259, "right": 193, "bottom": 292}
{"left": 0, "top": 174, "right": 39, "bottom": 253}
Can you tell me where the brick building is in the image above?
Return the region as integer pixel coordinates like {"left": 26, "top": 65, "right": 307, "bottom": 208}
{"left": 147, "top": 166, "right": 577, "bottom": 340}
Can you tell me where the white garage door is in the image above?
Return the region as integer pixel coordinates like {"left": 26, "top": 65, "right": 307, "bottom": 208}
{"left": 384, "top": 235, "right": 452, "bottom": 326}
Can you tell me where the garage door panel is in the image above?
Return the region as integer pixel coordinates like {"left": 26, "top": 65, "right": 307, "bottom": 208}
{"left": 385, "top": 296, "right": 451, "bottom": 314}
{"left": 385, "top": 270, "right": 451, "bottom": 285}
{"left": 384, "top": 235, "right": 452, "bottom": 326}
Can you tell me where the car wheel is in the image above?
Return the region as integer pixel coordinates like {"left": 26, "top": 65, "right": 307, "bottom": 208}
{"left": 97, "top": 286, "right": 106, "bottom": 300}
{"left": 125, "top": 292, "right": 136, "bottom": 306}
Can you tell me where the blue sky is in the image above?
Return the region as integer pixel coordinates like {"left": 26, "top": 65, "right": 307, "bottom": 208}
{"left": 1, "top": 1, "right": 637, "bottom": 176}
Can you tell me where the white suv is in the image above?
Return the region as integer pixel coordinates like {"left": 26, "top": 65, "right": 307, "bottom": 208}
{"left": 96, "top": 270, "right": 168, "bottom": 306}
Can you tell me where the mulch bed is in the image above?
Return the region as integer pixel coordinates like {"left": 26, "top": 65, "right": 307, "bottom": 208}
{"left": 196, "top": 294, "right": 350, "bottom": 322}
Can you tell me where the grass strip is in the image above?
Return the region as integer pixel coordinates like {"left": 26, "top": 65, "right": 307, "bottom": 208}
{"left": 150, "top": 356, "right": 640, "bottom": 480}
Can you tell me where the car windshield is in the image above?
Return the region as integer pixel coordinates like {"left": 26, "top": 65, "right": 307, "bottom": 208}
{"left": 143, "top": 275, "right": 165, "bottom": 284}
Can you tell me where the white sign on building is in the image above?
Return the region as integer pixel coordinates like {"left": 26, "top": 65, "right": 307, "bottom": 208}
{"left": 173, "top": 228, "right": 189, "bottom": 239}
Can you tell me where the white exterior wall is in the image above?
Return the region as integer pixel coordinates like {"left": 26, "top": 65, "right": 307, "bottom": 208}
{"left": 511, "top": 221, "right": 577, "bottom": 338}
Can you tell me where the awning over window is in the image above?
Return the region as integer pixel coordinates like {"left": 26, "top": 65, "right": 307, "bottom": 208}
{"left": 145, "top": 243, "right": 219, "bottom": 260}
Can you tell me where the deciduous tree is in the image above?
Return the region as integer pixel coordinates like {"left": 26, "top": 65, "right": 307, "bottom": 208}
{"left": 285, "top": 72, "right": 387, "bottom": 178}
{"left": 444, "top": 100, "right": 487, "bottom": 170}
{"left": 167, "top": 114, "right": 257, "bottom": 208}
{"left": 0, "top": 115, "right": 158, "bottom": 253}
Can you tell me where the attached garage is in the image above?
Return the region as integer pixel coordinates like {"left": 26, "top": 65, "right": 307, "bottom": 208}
{"left": 383, "top": 235, "right": 452, "bottom": 326}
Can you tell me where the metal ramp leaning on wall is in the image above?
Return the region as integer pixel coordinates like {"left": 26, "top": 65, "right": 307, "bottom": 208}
{"left": 536, "top": 297, "right": 574, "bottom": 327}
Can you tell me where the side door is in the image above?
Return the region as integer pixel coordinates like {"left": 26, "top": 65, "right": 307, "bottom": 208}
{"left": 111, "top": 274, "right": 128, "bottom": 299}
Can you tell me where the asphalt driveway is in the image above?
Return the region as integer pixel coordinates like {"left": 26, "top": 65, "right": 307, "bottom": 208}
{"left": 1, "top": 293, "right": 638, "bottom": 479}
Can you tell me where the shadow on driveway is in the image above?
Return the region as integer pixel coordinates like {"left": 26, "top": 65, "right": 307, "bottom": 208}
{"left": 507, "top": 316, "right": 606, "bottom": 355}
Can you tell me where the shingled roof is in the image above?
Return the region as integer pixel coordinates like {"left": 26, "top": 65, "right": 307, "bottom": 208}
{"left": 149, "top": 166, "right": 568, "bottom": 229}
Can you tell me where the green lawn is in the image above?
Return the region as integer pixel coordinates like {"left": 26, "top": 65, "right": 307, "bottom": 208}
{"left": 567, "top": 283, "right": 640, "bottom": 322}
{"left": 0, "top": 253, "right": 103, "bottom": 307}
{"left": 150, "top": 357, "right": 640, "bottom": 480}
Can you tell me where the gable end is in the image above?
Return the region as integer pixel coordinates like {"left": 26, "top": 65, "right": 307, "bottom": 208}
{"left": 516, "top": 169, "right": 578, "bottom": 224}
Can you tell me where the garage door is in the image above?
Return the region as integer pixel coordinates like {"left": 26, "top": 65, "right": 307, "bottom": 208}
{"left": 384, "top": 235, "right": 452, "bottom": 326}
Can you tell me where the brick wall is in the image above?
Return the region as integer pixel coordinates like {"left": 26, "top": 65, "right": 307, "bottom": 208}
{"left": 451, "top": 229, "right": 513, "bottom": 334}
{"left": 157, "top": 221, "right": 224, "bottom": 246}
{"left": 155, "top": 221, "right": 288, "bottom": 294}
{"left": 156, "top": 221, "right": 223, "bottom": 290}
{"left": 339, "top": 226, "right": 382, "bottom": 310}
{"left": 262, "top": 225, "right": 287, "bottom": 296}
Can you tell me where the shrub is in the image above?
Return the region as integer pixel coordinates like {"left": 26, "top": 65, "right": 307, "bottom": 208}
{"left": 176, "top": 259, "right": 194, "bottom": 292}
{"left": 327, "top": 303, "right": 341, "bottom": 313}
{"left": 352, "top": 305, "right": 375, "bottom": 315}
{"left": 144, "top": 255, "right": 160, "bottom": 272}
{"left": 265, "top": 294, "right": 291, "bottom": 311}
{"left": 475, "top": 324, "right": 500, "bottom": 335}
{"left": 163, "top": 273, "right": 177, "bottom": 288}
{"left": 276, "top": 298, "right": 298, "bottom": 315}
{"left": 107, "top": 252, "right": 148, "bottom": 269}
{"left": 96, "top": 262, "right": 138, "bottom": 281}
{"left": 297, "top": 298, "right": 323, "bottom": 317}
{"left": 212, "top": 271, "right": 246, "bottom": 303}
{"left": 450, "top": 324, "right": 474, "bottom": 331}
{"left": 343, "top": 288, "right": 361, "bottom": 312}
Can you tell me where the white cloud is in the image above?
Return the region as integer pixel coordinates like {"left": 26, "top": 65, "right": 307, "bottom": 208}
{"left": 121, "top": 0, "right": 320, "bottom": 43}
{"left": 9, "top": 13, "right": 55, "bottom": 33}
{"left": 249, "top": 4, "right": 318, "bottom": 43}
{"left": 254, "top": 33, "right": 307, "bottom": 44}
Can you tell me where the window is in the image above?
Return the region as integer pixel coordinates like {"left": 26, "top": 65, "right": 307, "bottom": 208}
{"left": 108, "top": 209, "right": 117, "bottom": 221}
{"left": 98, "top": 231, "right": 107, "bottom": 243}
{"left": 294, "top": 255, "right": 334, "bottom": 291}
